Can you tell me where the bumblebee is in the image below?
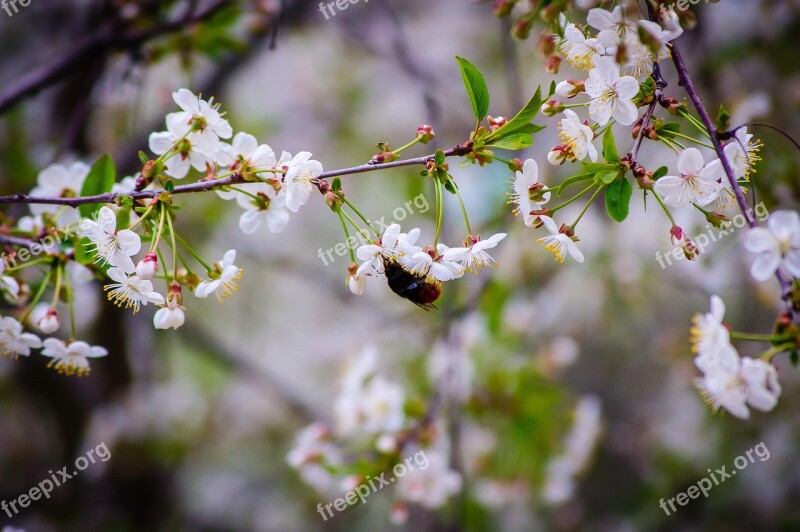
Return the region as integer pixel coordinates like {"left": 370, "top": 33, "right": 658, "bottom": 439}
{"left": 382, "top": 256, "right": 442, "bottom": 309}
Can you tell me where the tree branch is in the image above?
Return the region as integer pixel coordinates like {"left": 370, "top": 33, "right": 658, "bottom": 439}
{"left": 0, "top": 146, "right": 465, "bottom": 208}
{"left": 669, "top": 41, "right": 795, "bottom": 315}
{"left": 0, "top": 0, "right": 232, "bottom": 115}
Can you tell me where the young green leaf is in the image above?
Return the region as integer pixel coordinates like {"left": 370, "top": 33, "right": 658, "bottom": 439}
{"left": 79, "top": 154, "right": 116, "bottom": 219}
{"left": 595, "top": 169, "right": 621, "bottom": 185}
{"left": 486, "top": 133, "right": 533, "bottom": 150}
{"left": 332, "top": 177, "right": 342, "bottom": 192}
{"left": 652, "top": 165, "right": 669, "bottom": 180}
{"left": 605, "top": 178, "right": 633, "bottom": 222}
{"left": 555, "top": 172, "right": 595, "bottom": 197}
{"left": 455, "top": 56, "right": 490, "bottom": 121}
{"left": 602, "top": 127, "right": 619, "bottom": 163}
{"left": 486, "top": 86, "right": 543, "bottom": 141}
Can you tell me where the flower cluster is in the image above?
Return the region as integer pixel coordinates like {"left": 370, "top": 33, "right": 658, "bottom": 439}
{"left": 691, "top": 296, "right": 782, "bottom": 419}
{"left": 349, "top": 223, "right": 506, "bottom": 301}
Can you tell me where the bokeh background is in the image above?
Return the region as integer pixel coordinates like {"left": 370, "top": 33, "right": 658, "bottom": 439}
{"left": 1, "top": 0, "right": 800, "bottom": 530}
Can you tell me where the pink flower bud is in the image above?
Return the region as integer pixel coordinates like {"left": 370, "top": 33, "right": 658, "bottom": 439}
{"left": 136, "top": 252, "right": 159, "bottom": 280}
{"left": 38, "top": 308, "right": 60, "bottom": 334}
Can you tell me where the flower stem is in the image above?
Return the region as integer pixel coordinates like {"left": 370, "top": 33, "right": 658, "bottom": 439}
{"left": 570, "top": 185, "right": 604, "bottom": 230}
{"left": 175, "top": 233, "right": 212, "bottom": 271}
{"left": 336, "top": 208, "right": 357, "bottom": 263}
{"left": 433, "top": 173, "right": 444, "bottom": 247}
{"left": 165, "top": 207, "right": 178, "bottom": 279}
{"left": 21, "top": 266, "right": 53, "bottom": 324}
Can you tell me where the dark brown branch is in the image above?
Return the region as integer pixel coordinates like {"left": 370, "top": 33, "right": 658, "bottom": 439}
{"left": 0, "top": 147, "right": 465, "bottom": 208}
{"left": 0, "top": 0, "right": 232, "bottom": 115}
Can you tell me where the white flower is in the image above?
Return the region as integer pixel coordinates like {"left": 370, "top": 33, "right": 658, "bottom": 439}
{"left": 80, "top": 206, "right": 142, "bottom": 273}
{"left": 356, "top": 224, "right": 419, "bottom": 276}
{"left": 560, "top": 23, "right": 605, "bottom": 70}
{"left": 169, "top": 88, "right": 232, "bottom": 151}
{"left": 510, "top": 159, "right": 549, "bottom": 227}
{"left": 235, "top": 183, "right": 290, "bottom": 234}
{"left": 347, "top": 272, "right": 366, "bottom": 295}
{"left": 402, "top": 250, "right": 462, "bottom": 282}
{"left": 194, "top": 249, "right": 243, "bottom": 301}
{"left": 744, "top": 210, "right": 800, "bottom": 281}
{"left": 284, "top": 152, "right": 323, "bottom": 212}
{"left": 723, "top": 127, "right": 761, "bottom": 180}
{"left": 537, "top": 216, "right": 584, "bottom": 263}
{"left": 40, "top": 338, "right": 108, "bottom": 377}
{"left": 690, "top": 295, "right": 730, "bottom": 357}
{"left": 216, "top": 132, "right": 278, "bottom": 186}
{"left": 334, "top": 375, "right": 406, "bottom": 437}
{"left": 104, "top": 267, "right": 165, "bottom": 313}
{"left": 36, "top": 307, "right": 60, "bottom": 334}
{"left": 653, "top": 148, "right": 724, "bottom": 208}
{"left": 584, "top": 57, "right": 640, "bottom": 126}
{"left": 695, "top": 340, "right": 781, "bottom": 419}
{"left": 148, "top": 113, "right": 219, "bottom": 179}
{"left": 0, "top": 263, "right": 19, "bottom": 301}
{"left": 154, "top": 283, "right": 185, "bottom": 330}
{"left": 0, "top": 316, "right": 42, "bottom": 359}
{"left": 136, "top": 253, "right": 159, "bottom": 280}
{"left": 587, "top": 6, "right": 636, "bottom": 49}
{"left": 29, "top": 162, "right": 90, "bottom": 224}
{"left": 440, "top": 233, "right": 507, "bottom": 273}
{"left": 558, "top": 110, "right": 598, "bottom": 162}
{"left": 396, "top": 449, "right": 462, "bottom": 508}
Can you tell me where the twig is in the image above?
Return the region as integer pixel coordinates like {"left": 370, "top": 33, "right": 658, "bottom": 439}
{"left": 0, "top": 0, "right": 232, "bottom": 115}
{"left": 0, "top": 146, "right": 465, "bottom": 208}
{"left": 669, "top": 41, "right": 795, "bottom": 316}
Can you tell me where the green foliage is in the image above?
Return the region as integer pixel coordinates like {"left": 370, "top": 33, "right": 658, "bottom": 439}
{"left": 606, "top": 178, "right": 633, "bottom": 222}
{"left": 79, "top": 154, "right": 116, "bottom": 219}
{"left": 456, "top": 56, "right": 490, "bottom": 121}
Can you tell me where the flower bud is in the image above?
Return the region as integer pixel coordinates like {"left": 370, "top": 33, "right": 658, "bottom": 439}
{"left": 545, "top": 55, "right": 561, "bottom": 75}
{"left": 705, "top": 211, "right": 731, "bottom": 230}
{"left": 555, "top": 79, "right": 585, "bottom": 98}
{"left": 548, "top": 145, "right": 568, "bottom": 165}
{"left": 512, "top": 17, "right": 533, "bottom": 39}
{"left": 417, "top": 124, "right": 435, "bottom": 143}
{"left": 493, "top": 0, "right": 514, "bottom": 17}
{"left": 38, "top": 308, "right": 60, "bottom": 334}
{"left": 487, "top": 116, "right": 507, "bottom": 132}
{"left": 541, "top": 100, "right": 564, "bottom": 117}
{"left": 537, "top": 33, "right": 556, "bottom": 57}
{"left": 136, "top": 252, "right": 159, "bottom": 280}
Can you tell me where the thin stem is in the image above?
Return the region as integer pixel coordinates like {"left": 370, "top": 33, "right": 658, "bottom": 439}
{"left": 336, "top": 208, "right": 356, "bottom": 263}
{"left": 454, "top": 184, "right": 472, "bottom": 237}
{"left": 50, "top": 262, "right": 63, "bottom": 308}
{"left": 550, "top": 183, "right": 596, "bottom": 214}
{"left": 760, "top": 342, "right": 797, "bottom": 363}
{"left": 651, "top": 189, "right": 677, "bottom": 226}
{"left": 165, "top": 207, "right": 178, "bottom": 279}
{"left": 175, "top": 233, "right": 212, "bottom": 271}
{"left": 340, "top": 196, "right": 379, "bottom": 237}
{"left": 570, "top": 185, "right": 604, "bottom": 230}
{"left": 730, "top": 331, "right": 793, "bottom": 342}
{"left": 433, "top": 173, "right": 444, "bottom": 247}
{"left": 21, "top": 266, "right": 53, "bottom": 323}
{"left": 150, "top": 204, "right": 167, "bottom": 253}
{"left": 392, "top": 135, "right": 422, "bottom": 156}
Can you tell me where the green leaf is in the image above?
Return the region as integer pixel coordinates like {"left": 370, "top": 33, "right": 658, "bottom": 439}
{"left": 332, "top": 177, "right": 342, "bottom": 192}
{"left": 455, "top": 56, "right": 490, "bottom": 121}
{"left": 602, "top": 128, "right": 619, "bottom": 163}
{"left": 165, "top": 179, "right": 175, "bottom": 193}
{"left": 487, "top": 86, "right": 543, "bottom": 141}
{"left": 555, "top": 172, "right": 595, "bottom": 196}
{"left": 434, "top": 149, "right": 446, "bottom": 165}
{"left": 581, "top": 161, "right": 616, "bottom": 174}
{"left": 138, "top": 151, "right": 148, "bottom": 164}
{"left": 595, "top": 169, "right": 621, "bottom": 185}
{"left": 652, "top": 165, "right": 669, "bottom": 180}
{"left": 486, "top": 133, "right": 532, "bottom": 150}
{"left": 79, "top": 154, "right": 116, "bottom": 219}
{"left": 605, "top": 178, "right": 633, "bottom": 222}
{"left": 73, "top": 237, "right": 95, "bottom": 265}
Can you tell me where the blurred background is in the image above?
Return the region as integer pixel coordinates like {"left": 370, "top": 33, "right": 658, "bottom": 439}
{"left": 1, "top": 0, "right": 800, "bottom": 530}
